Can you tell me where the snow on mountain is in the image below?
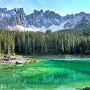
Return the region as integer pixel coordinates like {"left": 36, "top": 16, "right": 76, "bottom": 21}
{"left": 47, "top": 22, "right": 67, "bottom": 32}
{"left": 0, "top": 8, "right": 90, "bottom": 32}
{"left": 7, "top": 25, "right": 38, "bottom": 32}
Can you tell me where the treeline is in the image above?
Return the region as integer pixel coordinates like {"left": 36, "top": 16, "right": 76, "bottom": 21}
{"left": 0, "top": 29, "right": 90, "bottom": 55}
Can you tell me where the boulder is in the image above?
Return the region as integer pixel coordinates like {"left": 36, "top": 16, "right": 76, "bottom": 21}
{"left": 16, "top": 61, "right": 23, "bottom": 64}
{"left": 2, "top": 56, "right": 16, "bottom": 61}
{"left": 34, "top": 60, "right": 39, "bottom": 63}
{"left": 82, "top": 87, "right": 90, "bottom": 90}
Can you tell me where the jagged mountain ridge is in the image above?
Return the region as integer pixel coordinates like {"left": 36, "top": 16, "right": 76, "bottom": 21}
{"left": 0, "top": 8, "right": 27, "bottom": 30}
{"left": 0, "top": 8, "right": 90, "bottom": 32}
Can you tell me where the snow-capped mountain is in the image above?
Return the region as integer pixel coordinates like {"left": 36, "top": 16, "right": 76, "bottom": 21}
{"left": 0, "top": 8, "right": 90, "bottom": 32}
{"left": 0, "top": 8, "right": 26, "bottom": 30}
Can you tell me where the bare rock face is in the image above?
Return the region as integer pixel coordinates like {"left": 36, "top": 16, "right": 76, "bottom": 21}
{"left": 15, "top": 8, "right": 27, "bottom": 27}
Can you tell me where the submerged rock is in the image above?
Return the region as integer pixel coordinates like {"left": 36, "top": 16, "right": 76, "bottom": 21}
{"left": 34, "top": 60, "right": 39, "bottom": 63}
{"left": 82, "top": 87, "right": 90, "bottom": 90}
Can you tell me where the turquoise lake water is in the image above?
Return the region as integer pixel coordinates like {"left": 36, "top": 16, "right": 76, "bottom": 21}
{"left": 0, "top": 59, "right": 90, "bottom": 90}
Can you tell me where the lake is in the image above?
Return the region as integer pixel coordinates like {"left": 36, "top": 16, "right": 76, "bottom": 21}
{"left": 0, "top": 59, "right": 90, "bottom": 90}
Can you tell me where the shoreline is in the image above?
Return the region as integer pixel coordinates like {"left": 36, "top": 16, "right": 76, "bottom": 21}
{"left": 32, "top": 54, "right": 90, "bottom": 60}
{"left": 0, "top": 54, "right": 90, "bottom": 65}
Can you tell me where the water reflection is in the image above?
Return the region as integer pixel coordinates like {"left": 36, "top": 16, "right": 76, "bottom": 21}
{"left": 28, "top": 67, "right": 90, "bottom": 85}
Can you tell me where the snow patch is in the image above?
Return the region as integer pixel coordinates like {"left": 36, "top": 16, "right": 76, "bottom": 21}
{"left": 6, "top": 21, "right": 67, "bottom": 32}
{"left": 46, "top": 21, "right": 67, "bottom": 32}
{"left": 54, "top": 19, "right": 60, "bottom": 23}
{"left": 7, "top": 25, "right": 38, "bottom": 32}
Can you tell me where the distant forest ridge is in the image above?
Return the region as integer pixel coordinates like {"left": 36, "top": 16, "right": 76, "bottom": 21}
{"left": 0, "top": 29, "right": 90, "bottom": 55}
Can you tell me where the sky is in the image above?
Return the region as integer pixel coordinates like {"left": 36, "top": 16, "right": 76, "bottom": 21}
{"left": 0, "top": 0, "right": 90, "bottom": 16}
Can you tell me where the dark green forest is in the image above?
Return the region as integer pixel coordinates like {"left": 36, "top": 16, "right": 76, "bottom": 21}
{"left": 0, "top": 29, "right": 90, "bottom": 55}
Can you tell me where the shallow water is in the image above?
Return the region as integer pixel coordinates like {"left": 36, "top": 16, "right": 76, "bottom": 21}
{"left": 0, "top": 59, "right": 90, "bottom": 90}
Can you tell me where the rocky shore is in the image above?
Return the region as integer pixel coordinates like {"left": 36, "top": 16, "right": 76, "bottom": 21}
{"left": 0, "top": 55, "right": 30, "bottom": 65}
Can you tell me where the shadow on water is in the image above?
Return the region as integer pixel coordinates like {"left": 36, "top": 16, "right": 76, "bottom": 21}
{"left": 0, "top": 59, "right": 90, "bottom": 90}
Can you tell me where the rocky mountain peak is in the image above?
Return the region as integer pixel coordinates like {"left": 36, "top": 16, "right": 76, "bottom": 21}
{"left": 0, "top": 8, "right": 7, "bottom": 13}
{"left": 0, "top": 8, "right": 27, "bottom": 29}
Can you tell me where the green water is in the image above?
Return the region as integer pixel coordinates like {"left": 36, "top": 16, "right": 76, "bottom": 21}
{"left": 0, "top": 59, "right": 90, "bottom": 90}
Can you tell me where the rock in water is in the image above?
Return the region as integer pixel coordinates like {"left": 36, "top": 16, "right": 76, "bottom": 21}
{"left": 82, "top": 87, "right": 90, "bottom": 90}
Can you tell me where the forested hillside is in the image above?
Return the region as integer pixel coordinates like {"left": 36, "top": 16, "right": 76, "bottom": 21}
{"left": 0, "top": 29, "right": 90, "bottom": 55}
